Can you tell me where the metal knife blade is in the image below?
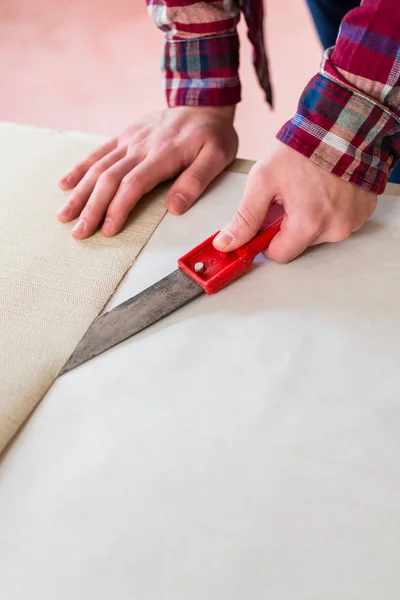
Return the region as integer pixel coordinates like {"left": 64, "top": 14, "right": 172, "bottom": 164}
{"left": 60, "top": 269, "right": 203, "bottom": 375}
{"left": 59, "top": 203, "right": 285, "bottom": 375}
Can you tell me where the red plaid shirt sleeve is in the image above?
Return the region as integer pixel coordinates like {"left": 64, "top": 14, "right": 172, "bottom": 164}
{"left": 146, "top": 1, "right": 272, "bottom": 107}
{"left": 146, "top": 1, "right": 242, "bottom": 107}
{"left": 277, "top": 0, "right": 400, "bottom": 194}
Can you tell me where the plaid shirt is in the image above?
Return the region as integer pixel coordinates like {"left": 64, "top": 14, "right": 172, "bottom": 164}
{"left": 146, "top": 0, "right": 272, "bottom": 106}
{"left": 147, "top": 0, "right": 400, "bottom": 194}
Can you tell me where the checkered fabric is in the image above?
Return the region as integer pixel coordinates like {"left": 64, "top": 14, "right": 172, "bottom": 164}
{"left": 147, "top": 0, "right": 400, "bottom": 193}
{"left": 146, "top": 0, "right": 272, "bottom": 106}
{"left": 277, "top": 0, "right": 400, "bottom": 193}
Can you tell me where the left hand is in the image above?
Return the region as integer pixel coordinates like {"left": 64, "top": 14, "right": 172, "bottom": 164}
{"left": 57, "top": 106, "right": 237, "bottom": 239}
{"left": 213, "top": 140, "right": 377, "bottom": 263}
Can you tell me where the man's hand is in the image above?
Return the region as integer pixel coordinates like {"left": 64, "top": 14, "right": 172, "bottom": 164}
{"left": 213, "top": 140, "right": 377, "bottom": 262}
{"left": 57, "top": 106, "right": 238, "bottom": 239}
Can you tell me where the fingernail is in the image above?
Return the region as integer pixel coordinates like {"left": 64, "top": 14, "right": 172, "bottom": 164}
{"left": 72, "top": 218, "right": 86, "bottom": 235}
{"left": 214, "top": 229, "right": 233, "bottom": 250}
{"left": 102, "top": 218, "right": 113, "bottom": 235}
{"left": 60, "top": 174, "right": 73, "bottom": 188}
{"left": 170, "top": 193, "right": 188, "bottom": 214}
{"left": 57, "top": 201, "right": 71, "bottom": 217}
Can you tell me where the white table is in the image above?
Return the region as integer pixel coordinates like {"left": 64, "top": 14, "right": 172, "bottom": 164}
{"left": 1, "top": 170, "right": 400, "bottom": 600}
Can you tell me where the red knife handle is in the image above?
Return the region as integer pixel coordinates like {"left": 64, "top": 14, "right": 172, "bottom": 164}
{"left": 178, "top": 203, "right": 285, "bottom": 295}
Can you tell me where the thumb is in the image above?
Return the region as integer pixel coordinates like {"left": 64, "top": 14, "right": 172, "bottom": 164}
{"left": 213, "top": 172, "right": 275, "bottom": 251}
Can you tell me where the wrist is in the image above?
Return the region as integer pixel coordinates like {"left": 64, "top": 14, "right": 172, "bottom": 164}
{"left": 206, "top": 105, "right": 236, "bottom": 121}
{"left": 169, "top": 105, "right": 236, "bottom": 122}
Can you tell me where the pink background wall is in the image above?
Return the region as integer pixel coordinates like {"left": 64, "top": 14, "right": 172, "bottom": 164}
{"left": 0, "top": 0, "right": 321, "bottom": 158}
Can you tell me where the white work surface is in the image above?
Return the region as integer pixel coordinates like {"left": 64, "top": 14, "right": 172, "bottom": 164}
{"left": 1, "top": 172, "right": 400, "bottom": 599}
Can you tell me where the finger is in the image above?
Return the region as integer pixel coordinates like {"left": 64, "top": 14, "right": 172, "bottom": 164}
{"left": 58, "top": 138, "right": 118, "bottom": 190}
{"left": 71, "top": 154, "right": 141, "bottom": 239}
{"left": 265, "top": 214, "right": 319, "bottom": 263}
{"left": 166, "top": 145, "right": 231, "bottom": 215}
{"left": 102, "top": 154, "right": 179, "bottom": 236}
{"left": 213, "top": 169, "right": 276, "bottom": 251}
{"left": 57, "top": 147, "right": 126, "bottom": 223}
{"left": 314, "top": 194, "right": 377, "bottom": 245}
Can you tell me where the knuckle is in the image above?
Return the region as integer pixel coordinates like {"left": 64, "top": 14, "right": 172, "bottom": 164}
{"left": 129, "top": 140, "right": 147, "bottom": 157}
{"left": 132, "top": 123, "right": 150, "bottom": 139}
{"left": 234, "top": 203, "right": 258, "bottom": 231}
{"left": 65, "top": 196, "right": 78, "bottom": 211}
{"left": 104, "top": 207, "right": 117, "bottom": 221}
{"left": 107, "top": 204, "right": 129, "bottom": 222}
{"left": 88, "top": 163, "right": 105, "bottom": 178}
{"left": 65, "top": 189, "right": 82, "bottom": 207}
{"left": 248, "top": 164, "right": 260, "bottom": 179}
{"left": 301, "top": 217, "right": 321, "bottom": 240}
{"left": 67, "top": 165, "right": 85, "bottom": 182}
{"left": 210, "top": 144, "right": 230, "bottom": 164}
{"left": 269, "top": 253, "right": 290, "bottom": 265}
{"left": 85, "top": 151, "right": 99, "bottom": 164}
{"left": 292, "top": 207, "right": 323, "bottom": 239}
{"left": 121, "top": 173, "right": 135, "bottom": 187}
{"left": 87, "top": 148, "right": 107, "bottom": 164}
{"left": 153, "top": 139, "right": 175, "bottom": 156}
{"left": 187, "top": 170, "right": 206, "bottom": 189}
{"left": 248, "top": 162, "right": 265, "bottom": 180}
{"left": 332, "top": 222, "right": 353, "bottom": 242}
{"left": 121, "top": 171, "right": 146, "bottom": 192}
{"left": 81, "top": 201, "right": 99, "bottom": 218}
{"left": 98, "top": 169, "right": 119, "bottom": 186}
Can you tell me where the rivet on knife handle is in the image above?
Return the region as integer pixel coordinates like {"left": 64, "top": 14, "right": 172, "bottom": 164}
{"left": 178, "top": 203, "right": 285, "bottom": 295}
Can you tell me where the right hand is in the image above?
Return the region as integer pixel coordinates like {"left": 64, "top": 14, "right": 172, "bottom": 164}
{"left": 213, "top": 140, "right": 377, "bottom": 263}
{"left": 57, "top": 106, "right": 238, "bottom": 239}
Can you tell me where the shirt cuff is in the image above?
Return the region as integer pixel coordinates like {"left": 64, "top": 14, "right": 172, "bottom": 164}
{"left": 276, "top": 73, "right": 400, "bottom": 195}
{"left": 162, "top": 34, "right": 241, "bottom": 107}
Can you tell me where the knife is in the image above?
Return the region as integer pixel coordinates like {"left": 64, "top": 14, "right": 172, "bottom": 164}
{"left": 60, "top": 203, "right": 284, "bottom": 375}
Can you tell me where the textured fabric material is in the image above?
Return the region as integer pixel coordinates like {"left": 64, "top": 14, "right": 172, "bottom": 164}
{"left": 146, "top": 0, "right": 272, "bottom": 107}
{"left": 163, "top": 35, "right": 241, "bottom": 106}
{"left": 0, "top": 123, "right": 166, "bottom": 453}
{"left": 1, "top": 172, "right": 400, "bottom": 600}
